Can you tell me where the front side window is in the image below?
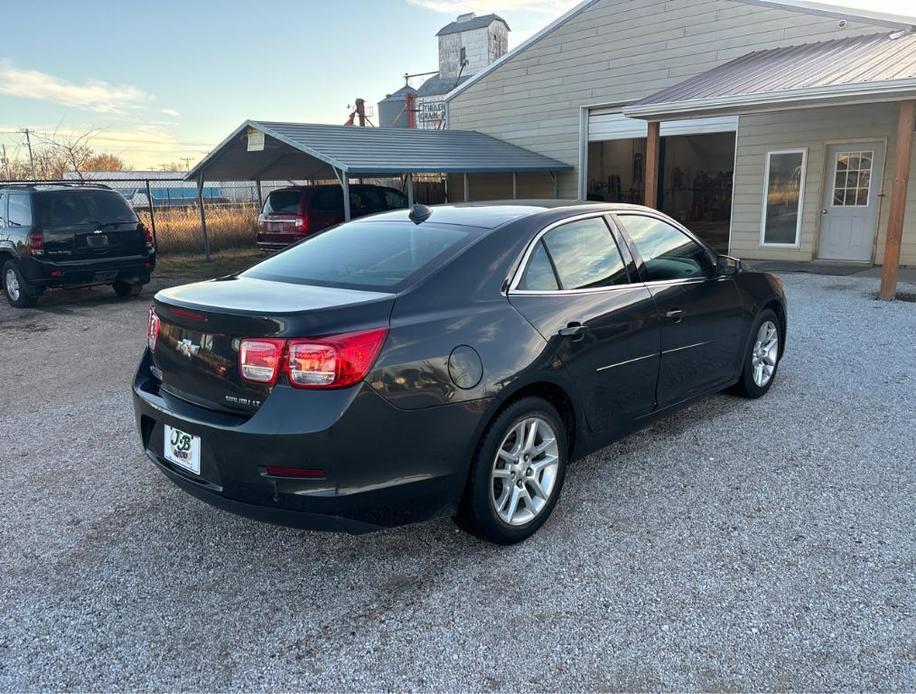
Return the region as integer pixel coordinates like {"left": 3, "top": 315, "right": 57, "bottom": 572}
{"left": 617, "top": 214, "right": 713, "bottom": 282}
{"left": 7, "top": 194, "right": 32, "bottom": 227}
{"left": 761, "top": 149, "right": 806, "bottom": 246}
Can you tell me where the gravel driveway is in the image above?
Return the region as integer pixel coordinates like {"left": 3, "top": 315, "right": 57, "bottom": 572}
{"left": 0, "top": 273, "right": 914, "bottom": 691}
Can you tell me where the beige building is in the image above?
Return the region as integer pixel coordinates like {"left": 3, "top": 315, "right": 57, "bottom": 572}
{"left": 444, "top": 0, "right": 916, "bottom": 270}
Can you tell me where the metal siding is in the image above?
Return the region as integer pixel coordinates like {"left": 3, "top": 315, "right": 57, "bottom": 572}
{"left": 446, "top": 0, "right": 892, "bottom": 196}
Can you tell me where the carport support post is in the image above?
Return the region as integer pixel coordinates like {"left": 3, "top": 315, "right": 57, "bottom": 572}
{"left": 144, "top": 178, "right": 157, "bottom": 247}
{"left": 341, "top": 171, "right": 351, "bottom": 221}
{"left": 551, "top": 172, "right": 559, "bottom": 198}
{"left": 196, "top": 175, "right": 210, "bottom": 260}
{"left": 878, "top": 100, "right": 915, "bottom": 301}
{"left": 463, "top": 173, "right": 470, "bottom": 202}
{"left": 512, "top": 172, "right": 518, "bottom": 200}
{"left": 255, "top": 177, "right": 263, "bottom": 210}
{"left": 645, "top": 121, "right": 660, "bottom": 209}
{"left": 406, "top": 175, "right": 415, "bottom": 207}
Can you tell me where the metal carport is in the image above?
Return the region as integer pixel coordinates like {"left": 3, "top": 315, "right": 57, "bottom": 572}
{"left": 184, "top": 120, "right": 572, "bottom": 256}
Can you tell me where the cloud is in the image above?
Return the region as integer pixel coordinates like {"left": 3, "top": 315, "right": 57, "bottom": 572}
{"left": 160, "top": 108, "right": 180, "bottom": 117}
{"left": 407, "top": 0, "right": 578, "bottom": 13}
{"left": 0, "top": 61, "right": 150, "bottom": 114}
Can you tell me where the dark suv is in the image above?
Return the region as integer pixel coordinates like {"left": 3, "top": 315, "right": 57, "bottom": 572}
{"left": 257, "top": 184, "right": 407, "bottom": 252}
{"left": 0, "top": 184, "right": 156, "bottom": 308}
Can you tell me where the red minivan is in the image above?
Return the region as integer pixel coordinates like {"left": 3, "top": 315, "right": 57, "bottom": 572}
{"left": 256, "top": 184, "right": 408, "bottom": 252}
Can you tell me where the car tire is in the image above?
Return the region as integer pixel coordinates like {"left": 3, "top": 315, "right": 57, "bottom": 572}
{"left": 113, "top": 281, "right": 144, "bottom": 298}
{"left": 731, "top": 308, "right": 781, "bottom": 399}
{"left": 457, "top": 397, "right": 568, "bottom": 545}
{"left": 2, "top": 260, "right": 39, "bottom": 309}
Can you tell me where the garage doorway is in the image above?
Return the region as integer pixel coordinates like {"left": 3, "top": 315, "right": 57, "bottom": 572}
{"left": 585, "top": 111, "right": 737, "bottom": 253}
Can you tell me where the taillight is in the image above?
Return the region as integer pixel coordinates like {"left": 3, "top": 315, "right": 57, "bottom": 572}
{"left": 294, "top": 214, "right": 309, "bottom": 234}
{"left": 140, "top": 223, "right": 154, "bottom": 250}
{"left": 238, "top": 328, "right": 388, "bottom": 389}
{"left": 147, "top": 305, "right": 160, "bottom": 352}
{"left": 27, "top": 230, "right": 44, "bottom": 255}
{"left": 288, "top": 328, "right": 388, "bottom": 389}
{"left": 239, "top": 338, "right": 285, "bottom": 384}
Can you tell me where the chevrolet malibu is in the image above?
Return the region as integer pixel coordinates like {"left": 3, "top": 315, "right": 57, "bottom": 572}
{"left": 132, "top": 202, "right": 786, "bottom": 544}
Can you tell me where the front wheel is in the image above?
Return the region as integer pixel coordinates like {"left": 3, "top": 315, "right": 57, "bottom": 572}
{"left": 457, "top": 397, "right": 568, "bottom": 545}
{"left": 732, "top": 308, "right": 781, "bottom": 398}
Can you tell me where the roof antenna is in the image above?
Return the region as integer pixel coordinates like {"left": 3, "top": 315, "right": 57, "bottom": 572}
{"left": 409, "top": 204, "right": 432, "bottom": 224}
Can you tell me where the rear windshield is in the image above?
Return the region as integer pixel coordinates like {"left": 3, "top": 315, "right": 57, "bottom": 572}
{"left": 242, "top": 220, "right": 477, "bottom": 290}
{"left": 263, "top": 190, "right": 302, "bottom": 215}
{"left": 33, "top": 190, "right": 137, "bottom": 227}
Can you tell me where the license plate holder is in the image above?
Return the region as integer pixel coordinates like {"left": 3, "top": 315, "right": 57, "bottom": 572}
{"left": 85, "top": 234, "right": 108, "bottom": 248}
{"left": 163, "top": 424, "right": 201, "bottom": 475}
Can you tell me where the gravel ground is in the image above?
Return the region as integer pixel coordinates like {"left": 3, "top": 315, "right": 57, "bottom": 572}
{"left": 0, "top": 273, "right": 914, "bottom": 691}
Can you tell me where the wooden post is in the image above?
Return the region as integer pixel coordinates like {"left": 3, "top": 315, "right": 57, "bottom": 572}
{"left": 878, "top": 100, "right": 915, "bottom": 301}
{"left": 463, "top": 173, "right": 470, "bottom": 202}
{"left": 645, "top": 121, "right": 661, "bottom": 209}
{"left": 551, "top": 172, "right": 559, "bottom": 198}
{"left": 255, "top": 177, "right": 263, "bottom": 210}
{"left": 144, "top": 178, "right": 157, "bottom": 247}
{"left": 196, "top": 175, "right": 210, "bottom": 260}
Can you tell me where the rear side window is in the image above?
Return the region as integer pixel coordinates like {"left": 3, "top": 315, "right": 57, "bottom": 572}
{"left": 310, "top": 188, "right": 343, "bottom": 212}
{"left": 0, "top": 193, "right": 6, "bottom": 227}
{"left": 532, "top": 217, "right": 629, "bottom": 290}
{"left": 517, "top": 242, "right": 558, "bottom": 291}
{"left": 7, "top": 194, "right": 32, "bottom": 227}
{"left": 263, "top": 190, "right": 302, "bottom": 215}
{"left": 32, "top": 190, "right": 136, "bottom": 227}
{"left": 243, "top": 221, "right": 475, "bottom": 290}
{"left": 616, "top": 214, "right": 713, "bottom": 282}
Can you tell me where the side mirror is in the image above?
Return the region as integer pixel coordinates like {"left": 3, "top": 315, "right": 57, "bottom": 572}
{"left": 717, "top": 255, "right": 742, "bottom": 276}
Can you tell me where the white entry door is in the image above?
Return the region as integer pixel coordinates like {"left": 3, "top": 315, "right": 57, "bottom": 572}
{"left": 818, "top": 142, "right": 885, "bottom": 262}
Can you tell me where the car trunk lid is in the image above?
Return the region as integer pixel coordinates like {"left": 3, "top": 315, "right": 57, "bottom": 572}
{"left": 151, "top": 276, "right": 395, "bottom": 414}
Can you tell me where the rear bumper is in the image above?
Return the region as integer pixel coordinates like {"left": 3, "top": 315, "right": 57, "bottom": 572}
{"left": 131, "top": 350, "right": 490, "bottom": 533}
{"left": 21, "top": 252, "right": 155, "bottom": 287}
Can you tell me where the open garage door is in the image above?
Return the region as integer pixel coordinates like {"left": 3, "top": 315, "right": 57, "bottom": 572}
{"left": 584, "top": 109, "right": 737, "bottom": 253}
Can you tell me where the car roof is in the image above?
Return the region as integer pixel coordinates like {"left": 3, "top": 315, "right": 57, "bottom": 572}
{"left": 0, "top": 184, "right": 113, "bottom": 193}
{"left": 271, "top": 183, "right": 404, "bottom": 194}
{"left": 355, "top": 200, "right": 656, "bottom": 229}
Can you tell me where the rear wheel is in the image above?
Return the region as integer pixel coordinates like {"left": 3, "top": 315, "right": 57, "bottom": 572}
{"left": 113, "top": 281, "right": 144, "bottom": 298}
{"left": 3, "top": 260, "right": 39, "bottom": 308}
{"left": 732, "top": 308, "right": 781, "bottom": 398}
{"left": 457, "top": 397, "right": 567, "bottom": 544}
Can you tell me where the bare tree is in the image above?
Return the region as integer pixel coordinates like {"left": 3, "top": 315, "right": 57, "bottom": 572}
{"left": 34, "top": 127, "right": 100, "bottom": 181}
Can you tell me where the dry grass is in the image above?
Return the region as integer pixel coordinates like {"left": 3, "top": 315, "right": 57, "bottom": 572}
{"left": 154, "top": 248, "right": 264, "bottom": 281}
{"left": 138, "top": 204, "right": 258, "bottom": 255}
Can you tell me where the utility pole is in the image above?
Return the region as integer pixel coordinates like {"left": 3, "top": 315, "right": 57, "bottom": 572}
{"left": 180, "top": 156, "right": 194, "bottom": 172}
{"left": 1, "top": 145, "right": 10, "bottom": 180}
{"left": 20, "top": 129, "right": 36, "bottom": 179}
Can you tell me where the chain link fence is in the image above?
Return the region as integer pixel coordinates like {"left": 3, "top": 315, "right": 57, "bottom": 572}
{"left": 19, "top": 173, "right": 447, "bottom": 256}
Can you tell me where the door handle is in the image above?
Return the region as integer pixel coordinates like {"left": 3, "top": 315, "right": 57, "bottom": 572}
{"left": 665, "top": 309, "right": 685, "bottom": 323}
{"left": 558, "top": 322, "right": 587, "bottom": 340}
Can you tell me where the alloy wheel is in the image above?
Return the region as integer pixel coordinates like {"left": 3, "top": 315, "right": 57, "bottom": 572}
{"left": 491, "top": 416, "right": 560, "bottom": 526}
{"left": 751, "top": 320, "right": 779, "bottom": 387}
{"left": 5, "top": 268, "right": 20, "bottom": 302}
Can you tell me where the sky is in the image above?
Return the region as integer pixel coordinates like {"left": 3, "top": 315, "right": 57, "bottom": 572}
{"left": 0, "top": 0, "right": 913, "bottom": 171}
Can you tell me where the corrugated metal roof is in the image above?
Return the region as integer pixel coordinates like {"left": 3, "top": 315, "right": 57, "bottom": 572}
{"left": 626, "top": 31, "right": 916, "bottom": 118}
{"left": 417, "top": 74, "right": 470, "bottom": 97}
{"left": 186, "top": 120, "right": 572, "bottom": 181}
{"left": 436, "top": 13, "right": 508, "bottom": 36}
